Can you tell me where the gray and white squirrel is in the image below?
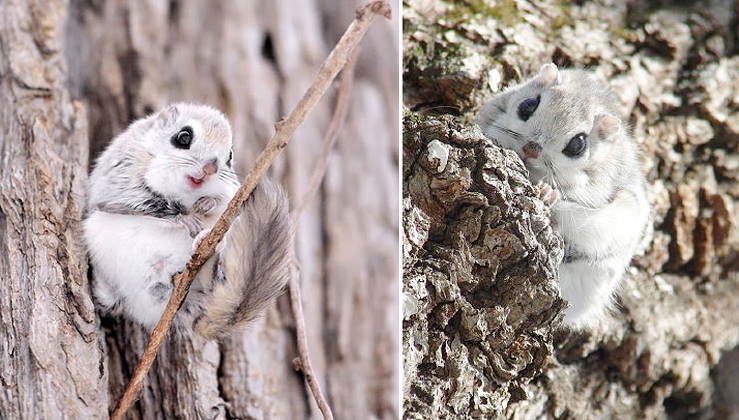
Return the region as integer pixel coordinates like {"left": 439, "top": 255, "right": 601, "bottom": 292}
{"left": 477, "top": 64, "right": 651, "bottom": 328}
{"left": 83, "top": 103, "right": 293, "bottom": 339}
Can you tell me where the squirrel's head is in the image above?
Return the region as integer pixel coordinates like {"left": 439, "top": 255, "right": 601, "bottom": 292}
{"left": 477, "top": 64, "right": 628, "bottom": 200}
{"left": 141, "top": 103, "right": 238, "bottom": 205}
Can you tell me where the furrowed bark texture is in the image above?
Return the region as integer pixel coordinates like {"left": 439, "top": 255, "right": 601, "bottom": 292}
{"left": 403, "top": 1, "right": 739, "bottom": 419}
{"left": 1, "top": 0, "right": 398, "bottom": 419}
{"left": 0, "top": 0, "right": 109, "bottom": 418}
{"left": 403, "top": 114, "right": 566, "bottom": 418}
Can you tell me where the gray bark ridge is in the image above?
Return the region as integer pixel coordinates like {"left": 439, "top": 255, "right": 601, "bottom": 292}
{"left": 0, "top": 0, "right": 109, "bottom": 418}
{"left": 403, "top": 113, "right": 565, "bottom": 418}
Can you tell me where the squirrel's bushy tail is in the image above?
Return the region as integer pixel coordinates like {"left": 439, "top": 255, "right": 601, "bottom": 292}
{"left": 194, "top": 178, "right": 293, "bottom": 339}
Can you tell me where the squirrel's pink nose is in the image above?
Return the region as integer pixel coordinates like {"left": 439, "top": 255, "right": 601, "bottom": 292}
{"left": 203, "top": 159, "right": 218, "bottom": 175}
{"left": 522, "top": 142, "right": 541, "bottom": 159}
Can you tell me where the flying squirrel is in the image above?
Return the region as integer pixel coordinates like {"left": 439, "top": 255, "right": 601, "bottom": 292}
{"left": 477, "top": 64, "right": 651, "bottom": 328}
{"left": 83, "top": 103, "right": 293, "bottom": 339}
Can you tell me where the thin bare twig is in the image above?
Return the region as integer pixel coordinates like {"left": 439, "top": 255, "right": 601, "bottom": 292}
{"left": 110, "top": 2, "right": 391, "bottom": 419}
{"left": 289, "top": 265, "right": 331, "bottom": 419}
{"left": 287, "top": 49, "right": 360, "bottom": 420}
{"left": 292, "top": 48, "right": 360, "bottom": 219}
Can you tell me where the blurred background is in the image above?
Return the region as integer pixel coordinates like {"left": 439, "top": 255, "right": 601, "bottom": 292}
{"left": 0, "top": 0, "right": 398, "bottom": 419}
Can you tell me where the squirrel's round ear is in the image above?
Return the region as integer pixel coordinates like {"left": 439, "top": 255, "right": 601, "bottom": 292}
{"left": 535, "top": 63, "right": 560, "bottom": 88}
{"left": 156, "top": 105, "right": 180, "bottom": 127}
{"left": 593, "top": 113, "right": 621, "bottom": 140}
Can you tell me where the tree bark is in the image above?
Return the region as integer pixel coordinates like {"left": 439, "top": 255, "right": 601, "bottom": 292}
{"left": 1, "top": 0, "right": 398, "bottom": 419}
{"left": 0, "top": 0, "right": 108, "bottom": 418}
{"left": 403, "top": 1, "right": 739, "bottom": 419}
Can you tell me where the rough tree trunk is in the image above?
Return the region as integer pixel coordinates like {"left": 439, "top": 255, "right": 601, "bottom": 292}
{"left": 1, "top": 0, "right": 399, "bottom": 419}
{"left": 403, "top": 1, "right": 739, "bottom": 419}
{"left": 0, "top": 1, "right": 108, "bottom": 418}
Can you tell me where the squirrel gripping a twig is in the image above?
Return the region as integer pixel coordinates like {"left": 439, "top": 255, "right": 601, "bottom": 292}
{"left": 83, "top": 103, "right": 293, "bottom": 339}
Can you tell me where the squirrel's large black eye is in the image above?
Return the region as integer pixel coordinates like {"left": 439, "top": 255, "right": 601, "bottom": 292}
{"left": 517, "top": 95, "right": 540, "bottom": 121}
{"left": 227, "top": 149, "right": 233, "bottom": 167}
{"left": 171, "top": 126, "right": 193, "bottom": 149}
{"left": 563, "top": 133, "right": 587, "bottom": 157}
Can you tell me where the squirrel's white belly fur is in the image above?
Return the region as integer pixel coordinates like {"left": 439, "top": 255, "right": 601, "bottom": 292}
{"left": 85, "top": 212, "right": 200, "bottom": 329}
{"left": 552, "top": 188, "right": 647, "bottom": 326}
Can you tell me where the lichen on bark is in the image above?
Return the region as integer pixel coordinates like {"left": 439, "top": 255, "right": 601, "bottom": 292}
{"left": 403, "top": 0, "right": 739, "bottom": 419}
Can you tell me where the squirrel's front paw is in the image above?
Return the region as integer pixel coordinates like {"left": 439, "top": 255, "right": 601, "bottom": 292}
{"left": 192, "top": 196, "right": 218, "bottom": 216}
{"left": 191, "top": 228, "right": 227, "bottom": 254}
{"left": 174, "top": 213, "right": 204, "bottom": 238}
{"left": 536, "top": 181, "right": 559, "bottom": 208}
{"left": 192, "top": 228, "right": 211, "bottom": 254}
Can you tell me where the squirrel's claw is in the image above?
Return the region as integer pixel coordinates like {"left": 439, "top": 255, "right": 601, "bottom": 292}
{"left": 192, "top": 196, "right": 218, "bottom": 216}
{"left": 536, "top": 181, "right": 559, "bottom": 208}
{"left": 175, "top": 213, "right": 204, "bottom": 238}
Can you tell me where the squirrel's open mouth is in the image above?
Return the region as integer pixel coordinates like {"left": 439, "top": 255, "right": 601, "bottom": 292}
{"left": 187, "top": 175, "right": 206, "bottom": 189}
